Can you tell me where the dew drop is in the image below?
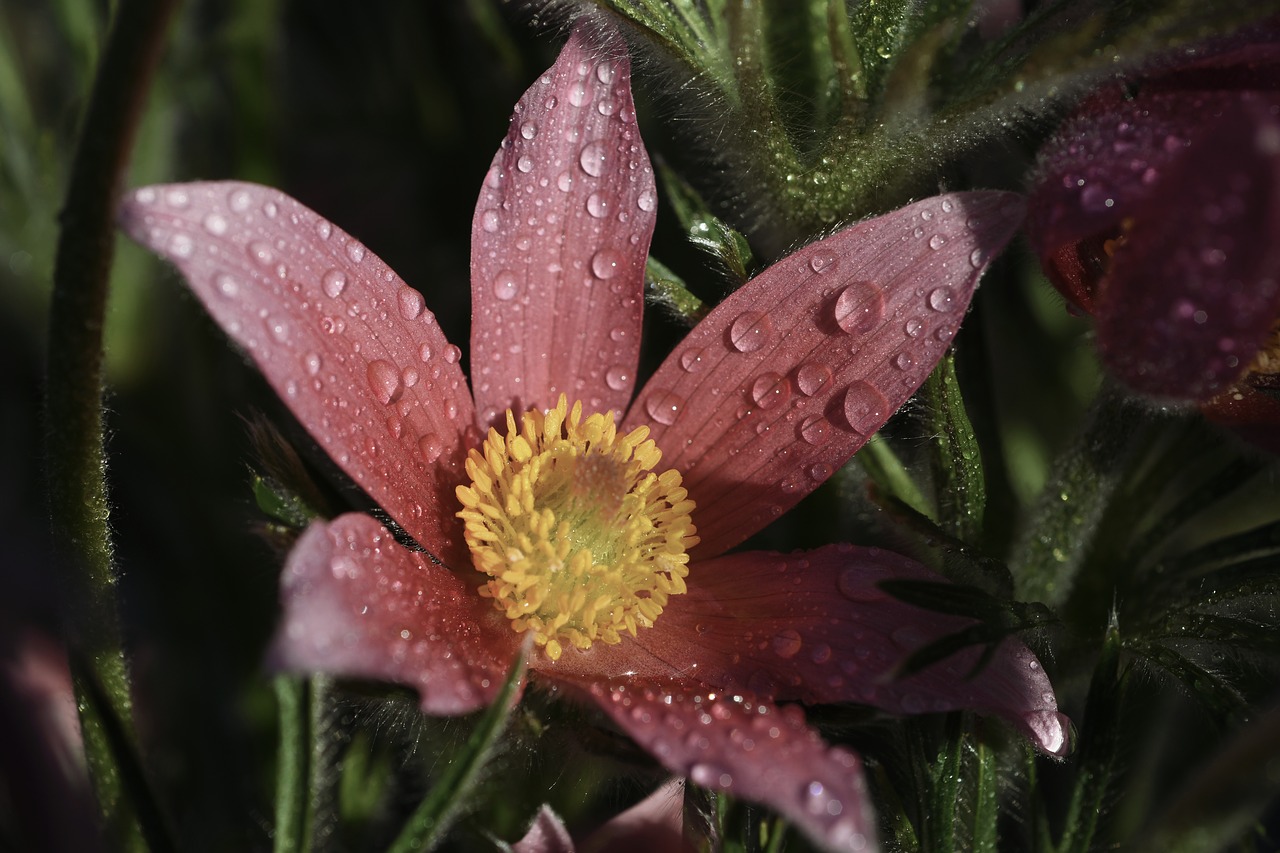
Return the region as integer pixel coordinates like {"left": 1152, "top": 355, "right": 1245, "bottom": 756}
{"left": 772, "top": 629, "right": 802, "bottom": 659}
{"left": 397, "top": 287, "right": 424, "bottom": 320}
{"left": 303, "top": 352, "right": 322, "bottom": 376}
{"left": 969, "top": 247, "right": 989, "bottom": 268}
{"left": 579, "top": 141, "right": 607, "bottom": 177}
{"left": 519, "top": 121, "right": 538, "bottom": 140}
{"left": 729, "top": 311, "right": 773, "bottom": 353}
{"left": 834, "top": 282, "right": 885, "bottom": 335}
{"left": 568, "top": 81, "right": 589, "bottom": 107}
{"left": 492, "top": 270, "right": 519, "bottom": 301}
{"left": 418, "top": 433, "right": 445, "bottom": 464}
{"left": 904, "top": 318, "right": 923, "bottom": 337}
{"left": 418, "top": 343, "right": 433, "bottom": 362}
{"left": 645, "top": 389, "right": 685, "bottom": 425}
{"left": 637, "top": 190, "right": 656, "bottom": 212}
{"left": 679, "top": 348, "right": 706, "bottom": 372}
{"left": 927, "top": 287, "right": 956, "bottom": 312}
{"left": 247, "top": 241, "right": 274, "bottom": 266}
{"left": 322, "top": 269, "right": 348, "bottom": 299}
{"left": 586, "top": 192, "right": 610, "bottom": 219}
{"left": 809, "top": 462, "right": 832, "bottom": 480}
{"left": 596, "top": 63, "right": 616, "bottom": 85}
{"left": 203, "top": 212, "right": 228, "bottom": 235}
{"left": 367, "top": 360, "right": 404, "bottom": 405}
{"left": 228, "top": 188, "right": 252, "bottom": 212}
{"left": 796, "top": 362, "right": 833, "bottom": 396}
{"left": 809, "top": 253, "right": 837, "bottom": 274}
{"left": 799, "top": 414, "right": 832, "bottom": 446}
{"left": 934, "top": 326, "right": 955, "bottom": 344}
{"left": 591, "top": 249, "right": 622, "bottom": 279}
{"left": 264, "top": 315, "right": 288, "bottom": 342}
{"left": 516, "top": 156, "right": 533, "bottom": 173}
{"left": 751, "top": 373, "right": 791, "bottom": 410}
{"left": 444, "top": 344, "right": 462, "bottom": 364}
{"left": 843, "top": 381, "right": 890, "bottom": 435}
{"left": 928, "top": 234, "right": 946, "bottom": 250}
{"left": 481, "top": 209, "right": 501, "bottom": 233}
{"left": 315, "top": 220, "right": 332, "bottom": 240}
{"left": 605, "top": 365, "right": 629, "bottom": 390}
{"left": 556, "top": 172, "right": 573, "bottom": 193}
{"left": 345, "top": 242, "right": 366, "bottom": 264}
{"left": 892, "top": 351, "right": 914, "bottom": 371}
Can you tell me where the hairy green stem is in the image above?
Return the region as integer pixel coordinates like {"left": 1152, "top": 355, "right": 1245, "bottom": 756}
{"left": 44, "top": 0, "right": 178, "bottom": 842}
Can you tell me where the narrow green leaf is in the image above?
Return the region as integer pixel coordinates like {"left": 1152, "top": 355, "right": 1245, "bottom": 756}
{"left": 645, "top": 257, "right": 707, "bottom": 325}
{"left": 924, "top": 352, "right": 986, "bottom": 544}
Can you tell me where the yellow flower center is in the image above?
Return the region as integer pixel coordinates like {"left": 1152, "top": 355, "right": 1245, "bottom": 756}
{"left": 455, "top": 396, "right": 698, "bottom": 661}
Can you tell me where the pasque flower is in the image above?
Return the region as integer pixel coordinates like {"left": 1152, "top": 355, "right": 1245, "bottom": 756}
{"left": 1026, "top": 27, "right": 1280, "bottom": 447}
{"left": 120, "top": 23, "right": 1065, "bottom": 851}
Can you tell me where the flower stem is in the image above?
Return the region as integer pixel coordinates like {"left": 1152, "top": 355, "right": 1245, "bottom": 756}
{"left": 44, "top": 0, "right": 177, "bottom": 842}
{"left": 273, "top": 676, "right": 310, "bottom": 853}
{"left": 386, "top": 643, "right": 529, "bottom": 853}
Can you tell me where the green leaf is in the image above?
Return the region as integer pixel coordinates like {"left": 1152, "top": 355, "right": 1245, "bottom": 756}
{"left": 656, "top": 160, "right": 754, "bottom": 286}
{"left": 924, "top": 351, "right": 986, "bottom": 545}
{"left": 645, "top": 256, "right": 707, "bottom": 326}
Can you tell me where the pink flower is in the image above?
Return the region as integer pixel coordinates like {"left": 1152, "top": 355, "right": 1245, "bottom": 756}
{"left": 120, "top": 23, "right": 1065, "bottom": 851}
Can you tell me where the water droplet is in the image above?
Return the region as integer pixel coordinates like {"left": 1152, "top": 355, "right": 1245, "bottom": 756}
{"left": 579, "top": 141, "right": 607, "bottom": 177}
{"left": 834, "top": 282, "right": 885, "bottom": 335}
{"left": 586, "top": 192, "right": 610, "bottom": 219}
{"left": 398, "top": 287, "right": 424, "bottom": 319}
{"left": 637, "top": 191, "right": 656, "bottom": 212}
{"left": 772, "top": 629, "right": 802, "bottom": 658}
{"left": 605, "top": 365, "right": 629, "bottom": 390}
{"left": 928, "top": 234, "right": 946, "bottom": 250}
{"left": 228, "top": 188, "right": 252, "bottom": 212}
{"left": 928, "top": 287, "right": 956, "bottom": 312}
{"left": 315, "top": 220, "right": 332, "bottom": 240}
{"left": 345, "top": 242, "right": 366, "bottom": 264}
{"left": 322, "top": 269, "right": 347, "bottom": 299}
{"left": 934, "top": 326, "right": 955, "bottom": 344}
{"left": 556, "top": 172, "right": 573, "bottom": 193}
{"left": 892, "top": 352, "right": 914, "bottom": 370}
{"left": 809, "top": 462, "right": 832, "bottom": 480}
{"left": 591, "top": 249, "right": 622, "bottom": 279}
{"left": 568, "top": 81, "right": 589, "bottom": 107}
{"left": 645, "top": 389, "right": 685, "bottom": 425}
{"left": 690, "top": 763, "right": 733, "bottom": 790}
{"left": 213, "top": 273, "right": 238, "bottom": 298}
{"left": 481, "top": 209, "right": 501, "bottom": 233}
{"left": 905, "top": 318, "right": 923, "bottom": 337}
{"left": 796, "top": 363, "right": 833, "bottom": 396}
{"left": 729, "top": 311, "right": 773, "bottom": 353}
{"left": 402, "top": 367, "right": 419, "bottom": 387}
{"left": 418, "top": 343, "right": 433, "bottom": 362}
{"left": 169, "top": 233, "right": 193, "bottom": 257}
{"left": 809, "top": 253, "right": 837, "bottom": 274}
{"left": 203, "top": 212, "right": 227, "bottom": 235}
{"left": 492, "top": 270, "right": 519, "bottom": 301}
{"left": 366, "top": 360, "right": 405, "bottom": 405}
{"left": 247, "top": 241, "right": 274, "bottom": 266}
{"left": 264, "top": 315, "right": 288, "bottom": 342}
{"left": 519, "top": 121, "right": 538, "bottom": 140}
{"left": 679, "top": 348, "right": 706, "bottom": 372}
{"left": 751, "top": 373, "right": 791, "bottom": 409}
{"left": 303, "top": 352, "right": 322, "bottom": 375}
{"left": 969, "top": 247, "right": 989, "bottom": 268}
{"left": 418, "top": 433, "right": 445, "bottom": 464}
{"left": 516, "top": 156, "right": 533, "bottom": 173}
{"left": 596, "top": 63, "right": 616, "bottom": 85}
{"left": 811, "top": 644, "right": 832, "bottom": 664}
{"left": 843, "top": 381, "right": 889, "bottom": 435}
{"left": 799, "top": 415, "right": 831, "bottom": 446}
{"left": 444, "top": 344, "right": 462, "bottom": 364}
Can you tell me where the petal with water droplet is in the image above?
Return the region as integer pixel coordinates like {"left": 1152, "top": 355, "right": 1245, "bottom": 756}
{"left": 559, "top": 677, "right": 878, "bottom": 853}
{"left": 552, "top": 545, "right": 1068, "bottom": 756}
{"left": 470, "top": 24, "right": 655, "bottom": 420}
{"left": 269, "top": 514, "right": 517, "bottom": 714}
{"left": 623, "top": 192, "right": 1023, "bottom": 557}
{"left": 118, "top": 181, "right": 476, "bottom": 567}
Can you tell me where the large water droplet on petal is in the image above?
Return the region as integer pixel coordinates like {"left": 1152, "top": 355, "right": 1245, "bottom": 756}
{"left": 605, "top": 366, "right": 629, "bottom": 390}
{"left": 367, "top": 360, "right": 404, "bottom": 405}
{"left": 834, "top": 282, "right": 885, "bottom": 334}
{"left": 843, "top": 381, "right": 889, "bottom": 435}
{"left": 645, "top": 389, "right": 685, "bottom": 425}
{"left": 579, "top": 140, "right": 607, "bottom": 177}
{"left": 418, "top": 433, "right": 444, "bottom": 464}
{"left": 397, "top": 287, "right": 424, "bottom": 320}
{"left": 591, "top": 249, "right": 622, "bottom": 280}
{"left": 799, "top": 414, "right": 832, "bottom": 446}
{"left": 772, "top": 629, "right": 803, "bottom": 658}
{"left": 729, "top": 311, "right": 773, "bottom": 352}
{"left": 927, "top": 287, "right": 956, "bottom": 312}
{"left": 796, "top": 362, "right": 833, "bottom": 396}
{"left": 679, "top": 348, "right": 706, "bottom": 372}
{"left": 586, "top": 192, "right": 610, "bottom": 219}
{"left": 751, "top": 373, "right": 791, "bottom": 410}
{"left": 322, "top": 269, "right": 347, "bottom": 299}
{"left": 493, "top": 270, "right": 519, "bottom": 301}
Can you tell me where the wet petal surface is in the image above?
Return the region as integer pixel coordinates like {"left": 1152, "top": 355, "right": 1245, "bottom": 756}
{"left": 569, "top": 677, "right": 877, "bottom": 852}
{"left": 624, "top": 192, "right": 1024, "bottom": 557}
{"left": 270, "top": 513, "right": 516, "bottom": 714}
{"left": 119, "top": 182, "right": 476, "bottom": 566}
{"left": 470, "top": 25, "right": 655, "bottom": 425}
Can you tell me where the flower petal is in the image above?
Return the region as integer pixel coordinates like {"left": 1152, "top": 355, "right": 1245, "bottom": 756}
{"left": 549, "top": 546, "right": 1067, "bottom": 755}
{"left": 566, "top": 677, "right": 878, "bottom": 853}
{"left": 1095, "top": 96, "right": 1280, "bottom": 399}
{"left": 119, "top": 182, "right": 476, "bottom": 566}
{"left": 513, "top": 806, "right": 575, "bottom": 853}
{"left": 269, "top": 513, "right": 516, "bottom": 714}
{"left": 470, "top": 24, "right": 655, "bottom": 424}
{"left": 623, "top": 192, "right": 1024, "bottom": 557}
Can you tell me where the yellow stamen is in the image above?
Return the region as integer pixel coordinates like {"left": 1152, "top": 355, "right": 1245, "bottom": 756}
{"left": 455, "top": 396, "right": 698, "bottom": 660}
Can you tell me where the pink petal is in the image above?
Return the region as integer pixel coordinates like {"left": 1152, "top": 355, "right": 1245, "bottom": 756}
{"left": 1095, "top": 96, "right": 1280, "bottom": 400}
{"left": 470, "top": 24, "right": 655, "bottom": 425}
{"left": 547, "top": 546, "right": 1068, "bottom": 756}
{"left": 269, "top": 513, "right": 517, "bottom": 715}
{"left": 581, "top": 778, "right": 692, "bottom": 853}
{"left": 622, "top": 193, "right": 1024, "bottom": 557}
{"left": 513, "top": 806, "right": 576, "bottom": 853}
{"left": 566, "top": 677, "right": 878, "bottom": 853}
{"left": 119, "top": 182, "right": 476, "bottom": 567}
